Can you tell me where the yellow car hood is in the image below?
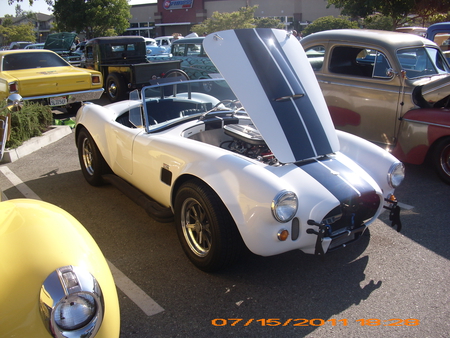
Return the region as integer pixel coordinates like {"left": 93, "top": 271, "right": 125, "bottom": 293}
{"left": 5, "top": 66, "right": 101, "bottom": 97}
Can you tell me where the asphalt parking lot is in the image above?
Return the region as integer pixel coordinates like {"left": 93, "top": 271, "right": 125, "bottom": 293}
{"left": 1, "top": 103, "right": 449, "bottom": 338}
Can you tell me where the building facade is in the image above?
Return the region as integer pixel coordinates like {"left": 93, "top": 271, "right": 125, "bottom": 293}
{"left": 128, "top": 0, "right": 341, "bottom": 38}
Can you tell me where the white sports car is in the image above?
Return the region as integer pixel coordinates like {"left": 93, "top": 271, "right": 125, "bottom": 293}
{"left": 75, "top": 29, "right": 404, "bottom": 271}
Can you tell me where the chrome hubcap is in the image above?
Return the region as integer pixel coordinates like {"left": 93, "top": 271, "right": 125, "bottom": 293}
{"left": 108, "top": 82, "right": 117, "bottom": 98}
{"left": 181, "top": 197, "right": 212, "bottom": 257}
{"left": 82, "top": 138, "right": 94, "bottom": 176}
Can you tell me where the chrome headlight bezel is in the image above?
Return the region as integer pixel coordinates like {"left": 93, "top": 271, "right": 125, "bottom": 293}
{"left": 271, "top": 190, "right": 298, "bottom": 223}
{"left": 388, "top": 161, "right": 405, "bottom": 188}
{"left": 39, "top": 265, "right": 104, "bottom": 338}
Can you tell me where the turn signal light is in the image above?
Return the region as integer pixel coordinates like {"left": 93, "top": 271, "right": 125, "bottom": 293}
{"left": 9, "top": 82, "right": 18, "bottom": 93}
{"left": 91, "top": 75, "right": 101, "bottom": 84}
{"left": 388, "top": 194, "right": 397, "bottom": 202}
{"left": 277, "top": 229, "right": 289, "bottom": 241}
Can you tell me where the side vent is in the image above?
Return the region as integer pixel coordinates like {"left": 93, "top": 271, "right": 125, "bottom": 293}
{"left": 160, "top": 167, "right": 172, "bottom": 186}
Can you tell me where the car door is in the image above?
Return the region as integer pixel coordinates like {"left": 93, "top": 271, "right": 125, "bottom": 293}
{"left": 305, "top": 42, "right": 403, "bottom": 147}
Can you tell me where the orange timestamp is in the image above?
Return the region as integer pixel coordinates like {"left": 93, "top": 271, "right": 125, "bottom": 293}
{"left": 211, "top": 318, "right": 420, "bottom": 327}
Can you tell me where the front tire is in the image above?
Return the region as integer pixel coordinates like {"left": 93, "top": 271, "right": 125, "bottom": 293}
{"left": 174, "top": 180, "right": 243, "bottom": 272}
{"left": 77, "top": 128, "right": 108, "bottom": 186}
{"left": 433, "top": 137, "right": 450, "bottom": 184}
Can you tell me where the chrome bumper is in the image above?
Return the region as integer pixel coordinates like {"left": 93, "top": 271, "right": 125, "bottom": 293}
{"left": 23, "top": 88, "right": 104, "bottom": 106}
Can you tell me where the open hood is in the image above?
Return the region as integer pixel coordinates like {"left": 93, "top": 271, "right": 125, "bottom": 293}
{"left": 44, "top": 32, "right": 77, "bottom": 52}
{"left": 203, "top": 29, "right": 339, "bottom": 163}
{"left": 419, "top": 75, "right": 450, "bottom": 106}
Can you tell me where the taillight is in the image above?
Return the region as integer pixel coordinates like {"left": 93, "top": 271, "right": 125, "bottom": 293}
{"left": 9, "top": 81, "right": 18, "bottom": 93}
{"left": 91, "top": 75, "right": 101, "bottom": 84}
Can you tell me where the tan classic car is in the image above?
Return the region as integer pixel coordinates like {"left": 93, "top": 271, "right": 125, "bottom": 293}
{"left": 301, "top": 29, "right": 450, "bottom": 184}
{"left": 0, "top": 49, "right": 103, "bottom": 114}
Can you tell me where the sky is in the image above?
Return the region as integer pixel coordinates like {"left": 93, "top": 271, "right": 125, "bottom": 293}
{"left": 0, "top": 0, "right": 157, "bottom": 17}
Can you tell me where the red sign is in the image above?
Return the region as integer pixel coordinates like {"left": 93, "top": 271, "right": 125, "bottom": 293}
{"left": 163, "top": 0, "right": 194, "bottom": 10}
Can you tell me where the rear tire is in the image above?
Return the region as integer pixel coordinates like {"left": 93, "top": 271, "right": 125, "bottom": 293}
{"left": 163, "top": 69, "right": 189, "bottom": 80}
{"left": 433, "top": 137, "right": 450, "bottom": 184}
{"left": 174, "top": 180, "right": 243, "bottom": 272}
{"left": 106, "top": 73, "right": 126, "bottom": 103}
{"left": 77, "top": 128, "right": 108, "bottom": 186}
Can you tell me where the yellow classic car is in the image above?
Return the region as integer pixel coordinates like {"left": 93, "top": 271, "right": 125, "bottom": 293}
{"left": 0, "top": 49, "right": 104, "bottom": 114}
{"left": 0, "top": 198, "right": 120, "bottom": 338}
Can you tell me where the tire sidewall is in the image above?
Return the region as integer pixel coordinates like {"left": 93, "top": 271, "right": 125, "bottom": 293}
{"left": 174, "top": 181, "right": 225, "bottom": 271}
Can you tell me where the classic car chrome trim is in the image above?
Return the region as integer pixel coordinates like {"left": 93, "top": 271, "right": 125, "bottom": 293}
{"left": 40, "top": 265, "right": 104, "bottom": 338}
{"left": 22, "top": 88, "right": 104, "bottom": 104}
{"left": 402, "top": 118, "right": 450, "bottom": 129}
{"left": 318, "top": 79, "right": 401, "bottom": 94}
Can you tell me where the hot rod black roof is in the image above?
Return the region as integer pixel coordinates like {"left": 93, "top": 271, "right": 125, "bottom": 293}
{"left": 86, "top": 36, "right": 146, "bottom": 45}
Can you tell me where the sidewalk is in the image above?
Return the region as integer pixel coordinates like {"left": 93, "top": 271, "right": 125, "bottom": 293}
{"left": 1, "top": 125, "right": 73, "bottom": 164}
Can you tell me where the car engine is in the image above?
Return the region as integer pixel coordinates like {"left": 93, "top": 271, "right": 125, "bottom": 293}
{"left": 222, "top": 124, "right": 279, "bottom": 165}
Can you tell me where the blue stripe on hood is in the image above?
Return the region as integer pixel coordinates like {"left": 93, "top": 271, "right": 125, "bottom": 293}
{"left": 234, "top": 28, "right": 334, "bottom": 161}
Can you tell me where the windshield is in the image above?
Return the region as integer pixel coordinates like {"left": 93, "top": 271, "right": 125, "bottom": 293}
{"left": 2, "top": 52, "right": 69, "bottom": 70}
{"left": 141, "top": 78, "right": 239, "bottom": 132}
{"left": 397, "top": 47, "right": 450, "bottom": 79}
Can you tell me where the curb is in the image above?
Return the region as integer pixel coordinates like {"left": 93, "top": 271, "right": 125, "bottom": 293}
{"left": 1, "top": 125, "right": 73, "bottom": 164}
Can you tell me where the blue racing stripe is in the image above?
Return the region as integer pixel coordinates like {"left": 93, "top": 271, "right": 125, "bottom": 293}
{"left": 297, "top": 158, "right": 376, "bottom": 203}
{"left": 234, "top": 28, "right": 333, "bottom": 161}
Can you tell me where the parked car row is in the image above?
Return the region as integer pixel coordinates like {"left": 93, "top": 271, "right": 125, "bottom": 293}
{"left": 149, "top": 36, "right": 219, "bottom": 80}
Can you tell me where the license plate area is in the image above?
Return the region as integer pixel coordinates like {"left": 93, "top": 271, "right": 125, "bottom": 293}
{"left": 50, "top": 96, "right": 67, "bottom": 106}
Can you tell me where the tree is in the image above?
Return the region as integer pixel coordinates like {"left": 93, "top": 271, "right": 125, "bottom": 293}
{"left": 7, "top": 0, "right": 131, "bottom": 38}
{"left": 362, "top": 14, "right": 394, "bottom": 31}
{"left": 191, "top": 6, "right": 257, "bottom": 35}
{"left": 0, "top": 15, "right": 36, "bottom": 44}
{"left": 302, "top": 16, "right": 358, "bottom": 36}
{"left": 327, "top": 0, "right": 450, "bottom": 28}
{"left": 53, "top": 0, "right": 131, "bottom": 38}
{"left": 255, "top": 17, "right": 285, "bottom": 29}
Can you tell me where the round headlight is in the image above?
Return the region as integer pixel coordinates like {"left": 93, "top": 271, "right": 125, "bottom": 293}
{"left": 40, "top": 266, "right": 104, "bottom": 338}
{"left": 388, "top": 162, "right": 405, "bottom": 188}
{"left": 54, "top": 293, "right": 97, "bottom": 330}
{"left": 271, "top": 190, "right": 298, "bottom": 223}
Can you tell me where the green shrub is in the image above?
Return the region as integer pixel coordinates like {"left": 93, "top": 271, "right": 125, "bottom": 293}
{"left": 302, "top": 16, "right": 359, "bottom": 36}
{"left": 0, "top": 101, "right": 53, "bottom": 149}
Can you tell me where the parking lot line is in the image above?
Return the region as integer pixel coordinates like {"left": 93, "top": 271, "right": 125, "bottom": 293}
{"left": 0, "top": 166, "right": 41, "bottom": 200}
{"left": 107, "top": 260, "right": 164, "bottom": 316}
{"left": 0, "top": 165, "right": 164, "bottom": 316}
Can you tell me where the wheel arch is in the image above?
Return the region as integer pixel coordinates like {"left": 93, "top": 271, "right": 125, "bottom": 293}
{"left": 428, "top": 135, "right": 450, "bottom": 158}
{"left": 170, "top": 161, "right": 283, "bottom": 234}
